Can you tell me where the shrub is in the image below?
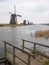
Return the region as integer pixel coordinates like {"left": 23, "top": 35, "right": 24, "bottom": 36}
{"left": 45, "top": 60, "right": 49, "bottom": 65}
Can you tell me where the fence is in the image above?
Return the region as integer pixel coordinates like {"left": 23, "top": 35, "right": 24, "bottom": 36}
{"left": 3, "top": 39, "right": 49, "bottom": 65}
{"left": 21, "top": 39, "right": 49, "bottom": 59}
{"left": 4, "top": 41, "right": 34, "bottom": 65}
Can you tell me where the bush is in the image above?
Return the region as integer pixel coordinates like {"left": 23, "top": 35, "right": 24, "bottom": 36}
{"left": 45, "top": 60, "right": 49, "bottom": 65}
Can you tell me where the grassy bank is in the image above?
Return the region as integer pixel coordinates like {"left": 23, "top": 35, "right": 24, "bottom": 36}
{"left": 0, "top": 24, "right": 25, "bottom": 27}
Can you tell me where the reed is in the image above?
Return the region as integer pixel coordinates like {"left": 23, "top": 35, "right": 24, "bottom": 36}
{"left": 35, "top": 30, "right": 49, "bottom": 39}
{"left": 35, "top": 30, "right": 44, "bottom": 37}
{"left": 44, "top": 30, "right": 49, "bottom": 39}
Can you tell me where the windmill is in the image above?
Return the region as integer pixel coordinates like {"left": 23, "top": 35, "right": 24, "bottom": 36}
{"left": 9, "top": 5, "right": 22, "bottom": 24}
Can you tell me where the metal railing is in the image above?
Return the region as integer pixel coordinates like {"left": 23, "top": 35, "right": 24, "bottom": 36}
{"left": 4, "top": 41, "right": 34, "bottom": 65}
{"left": 21, "top": 39, "right": 49, "bottom": 59}
{"left": 3, "top": 39, "right": 49, "bottom": 65}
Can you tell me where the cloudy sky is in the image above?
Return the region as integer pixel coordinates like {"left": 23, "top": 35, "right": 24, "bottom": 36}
{"left": 0, "top": 0, "right": 49, "bottom": 24}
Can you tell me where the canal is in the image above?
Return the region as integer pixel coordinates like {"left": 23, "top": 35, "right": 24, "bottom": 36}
{"left": 0, "top": 25, "right": 49, "bottom": 58}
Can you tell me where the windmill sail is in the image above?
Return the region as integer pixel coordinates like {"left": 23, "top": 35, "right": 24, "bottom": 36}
{"left": 14, "top": 5, "right": 16, "bottom": 14}
{"left": 17, "top": 14, "right": 22, "bottom": 17}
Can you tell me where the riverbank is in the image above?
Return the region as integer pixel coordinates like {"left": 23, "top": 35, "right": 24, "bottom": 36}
{"left": 0, "top": 24, "right": 33, "bottom": 27}
{"left": 0, "top": 24, "right": 25, "bottom": 27}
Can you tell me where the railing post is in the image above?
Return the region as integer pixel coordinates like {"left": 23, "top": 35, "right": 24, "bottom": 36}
{"left": 4, "top": 42, "right": 6, "bottom": 58}
{"left": 34, "top": 43, "right": 36, "bottom": 51}
{"left": 22, "top": 40, "right": 24, "bottom": 50}
{"left": 28, "top": 55, "right": 31, "bottom": 65}
{"left": 13, "top": 46, "right": 15, "bottom": 65}
{"left": 33, "top": 43, "right": 36, "bottom": 59}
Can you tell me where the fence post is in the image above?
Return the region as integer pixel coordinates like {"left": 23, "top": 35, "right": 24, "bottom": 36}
{"left": 22, "top": 40, "right": 24, "bottom": 50}
{"left": 4, "top": 42, "right": 6, "bottom": 58}
{"left": 28, "top": 55, "right": 31, "bottom": 65}
{"left": 33, "top": 43, "right": 36, "bottom": 59}
{"left": 13, "top": 46, "right": 15, "bottom": 65}
{"left": 34, "top": 43, "right": 36, "bottom": 51}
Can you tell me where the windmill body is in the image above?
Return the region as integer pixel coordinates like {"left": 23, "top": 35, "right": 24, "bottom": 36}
{"left": 10, "top": 14, "right": 16, "bottom": 24}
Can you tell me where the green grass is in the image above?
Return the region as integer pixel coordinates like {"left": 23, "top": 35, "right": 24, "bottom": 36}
{"left": 45, "top": 60, "right": 49, "bottom": 65}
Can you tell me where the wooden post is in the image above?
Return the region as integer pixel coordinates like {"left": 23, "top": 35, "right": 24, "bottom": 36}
{"left": 33, "top": 43, "right": 36, "bottom": 59}
{"left": 28, "top": 55, "right": 31, "bottom": 65}
{"left": 34, "top": 43, "right": 36, "bottom": 51}
{"left": 4, "top": 42, "right": 6, "bottom": 58}
{"left": 13, "top": 47, "right": 15, "bottom": 65}
{"left": 22, "top": 40, "right": 24, "bottom": 50}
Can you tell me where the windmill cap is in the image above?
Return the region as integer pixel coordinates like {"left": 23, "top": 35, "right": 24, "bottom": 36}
{"left": 11, "top": 14, "right": 16, "bottom": 17}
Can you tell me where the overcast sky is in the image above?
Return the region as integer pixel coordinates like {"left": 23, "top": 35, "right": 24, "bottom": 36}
{"left": 0, "top": 0, "right": 49, "bottom": 24}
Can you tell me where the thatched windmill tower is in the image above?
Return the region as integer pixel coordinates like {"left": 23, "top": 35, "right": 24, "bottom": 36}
{"left": 9, "top": 6, "right": 22, "bottom": 24}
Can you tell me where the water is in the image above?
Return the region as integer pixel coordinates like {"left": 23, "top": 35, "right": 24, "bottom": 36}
{"left": 0, "top": 25, "right": 49, "bottom": 58}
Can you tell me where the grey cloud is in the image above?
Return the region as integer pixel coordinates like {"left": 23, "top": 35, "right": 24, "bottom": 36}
{"left": 0, "top": 0, "right": 6, "bottom": 1}
{"left": 0, "top": 0, "right": 49, "bottom": 24}
{"left": 32, "top": 7, "right": 49, "bottom": 13}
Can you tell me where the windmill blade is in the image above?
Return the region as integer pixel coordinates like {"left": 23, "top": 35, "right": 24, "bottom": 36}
{"left": 14, "top": 5, "right": 16, "bottom": 14}
{"left": 17, "top": 14, "right": 22, "bottom": 17}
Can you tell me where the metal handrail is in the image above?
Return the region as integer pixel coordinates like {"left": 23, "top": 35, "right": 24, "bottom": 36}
{"left": 3, "top": 41, "right": 34, "bottom": 65}
{"left": 3, "top": 39, "right": 49, "bottom": 65}
{"left": 21, "top": 39, "right": 49, "bottom": 48}
{"left": 21, "top": 39, "right": 49, "bottom": 59}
